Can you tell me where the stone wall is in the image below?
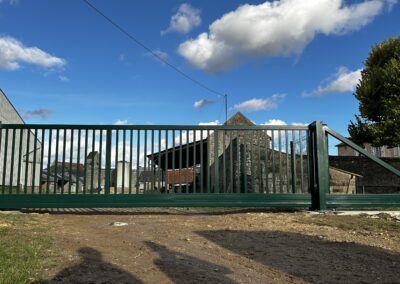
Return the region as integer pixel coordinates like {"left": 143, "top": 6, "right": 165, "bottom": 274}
{"left": 329, "top": 156, "right": 400, "bottom": 193}
{"left": 208, "top": 132, "right": 309, "bottom": 193}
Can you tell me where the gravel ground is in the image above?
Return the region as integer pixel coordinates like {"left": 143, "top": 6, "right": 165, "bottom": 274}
{"left": 26, "top": 208, "right": 400, "bottom": 284}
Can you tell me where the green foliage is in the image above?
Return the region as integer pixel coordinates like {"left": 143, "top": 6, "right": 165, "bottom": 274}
{"left": 349, "top": 37, "right": 400, "bottom": 147}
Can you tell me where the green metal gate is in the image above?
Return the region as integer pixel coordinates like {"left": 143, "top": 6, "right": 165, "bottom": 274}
{"left": 0, "top": 121, "right": 399, "bottom": 209}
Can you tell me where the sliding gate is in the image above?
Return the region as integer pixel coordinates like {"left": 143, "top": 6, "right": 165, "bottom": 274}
{"left": 0, "top": 122, "right": 399, "bottom": 209}
{"left": 0, "top": 123, "right": 312, "bottom": 208}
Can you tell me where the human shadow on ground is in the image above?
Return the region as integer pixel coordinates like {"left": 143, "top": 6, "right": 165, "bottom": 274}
{"left": 145, "top": 241, "right": 237, "bottom": 283}
{"left": 37, "top": 246, "right": 143, "bottom": 284}
{"left": 197, "top": 230, "right": 400, "bottom": 284}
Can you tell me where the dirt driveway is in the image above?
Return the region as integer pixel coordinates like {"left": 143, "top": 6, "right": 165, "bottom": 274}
{"left": 31, "top": 208, "right": 400, "bottom": 284}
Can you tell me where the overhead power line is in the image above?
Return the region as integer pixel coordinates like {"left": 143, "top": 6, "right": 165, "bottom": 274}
{"left": 82, "top": 0, "right": 225, "bottom": 97}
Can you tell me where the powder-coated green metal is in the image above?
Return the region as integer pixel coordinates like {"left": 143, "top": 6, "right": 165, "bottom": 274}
{"left": 0, "top": 122, "right": 399, "bottom": 210}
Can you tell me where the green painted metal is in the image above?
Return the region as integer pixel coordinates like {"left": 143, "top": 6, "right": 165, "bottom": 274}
{"left": 236, "top": 130, "right": 240, "bottom": 193}
{"left": 122, "top": 129, "right": 126, "bottom": 193}
{"left": 104, "top": 129, "right": 112, "bottom": 195}
{"left": 52, "top": 129, "right": 60, "bottom": 193}
{"left": 129, "top": 130, "right": 133, "bottom": 194}
{"left": 186, "top": 129, "right": 190, "bottom": 193}
{"left": 17, "top": 129, "right": 24, "bottom": 194}
{"left": 144, "top": 130, "right": 148, "bottom": 192}
{"left": 98, "top": 130, "right": 103, "bottom": 194}
{"left": 1, "top": 122, "right": 398, "bottom": 210}
{"left": 9, "top": 129, "right": 16, "bottom": 192}
{"left": 151, "top": 130, "right": 155, "bottom": 193}
{"left": 114, "top": 130, "right": 119, "bottom": 193}
{"left": 137, "top": 130, "right": 141, "bottom": 194}
{"left": 299, "top": 130, "right": 304, "bottom": 193}
{"left": 90, "top": 129, "right": 95, "bottom": 193}
{"left": 278, "top": 130, "right": 283, "bottom": 193}
{"left": 214, "top": 129, "right": 219, "bottom": 193}
{"left": 250, "top": 130, "right": 254, "bottom": 193}
{"left": 309, "top": 121, "right": 329, "bottom": 210}
{"left": 61, "top": 129, "right": 66, "bottom": 194}
{"left": 264, "top": 130, "right": 269, "bottom": 194}
{"left": 326, "top": 194, "right": 400, "bottom": 209}
{"left": 290, "top": 141, "right": 296, "bottom": 194}
{"left": 0, "top": 194, "right": 312, "bottom": 209}
{"left": 229, "top": 130, "right": 233, "bottom": 193}
{"left": 68, "top": 129, "right": 74, "bottom": 194}
{"left": 83, "top": 129, "right": 88, "bottom": 194}
{"left": 325, "top": 127, "right": 400, "bottom": 178}
{"left": 271, "top": 130, "right": 276, "bottom": 194}
{"left": 2, "top": 128, "right": 8, "bottom": 194}
{"left": 76, "top": 129, "right": 81, "bottom": 194}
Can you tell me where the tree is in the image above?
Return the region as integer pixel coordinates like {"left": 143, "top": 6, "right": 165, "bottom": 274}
{"left": 349, "top": 37, "right": 400, "bottom": 147}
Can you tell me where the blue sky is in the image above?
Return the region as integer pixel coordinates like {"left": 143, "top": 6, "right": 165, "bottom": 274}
{"left": 0, "top": 0, "right": 399, "bottom": 136}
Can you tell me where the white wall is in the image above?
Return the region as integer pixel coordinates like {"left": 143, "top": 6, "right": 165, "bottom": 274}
{"left": 0, "top": 90, "right": 41, "bottom": 188}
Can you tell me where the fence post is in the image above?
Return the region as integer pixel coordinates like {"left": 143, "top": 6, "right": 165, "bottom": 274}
{"left": 104, "top": 129, "right": 112, "bottom": 194}
{"left": 308, "top": 121, "right": 329, "bottom": 210}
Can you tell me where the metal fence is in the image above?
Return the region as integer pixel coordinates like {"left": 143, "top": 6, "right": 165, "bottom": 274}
{"left": 0, "top": 122, "right": 399, "bottom": 209}
{"left": 0, "top": 123, "right": 312, "bottom": 208}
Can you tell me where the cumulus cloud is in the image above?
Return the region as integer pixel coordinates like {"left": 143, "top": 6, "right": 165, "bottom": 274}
{"left": 0, "top": 36, "right": 66, "bottom": 70}
{"left": 178, "top": 0, "right": 393, "bottom": 72}
{"left": 24, "top": 109, "right": 53, "bottom": 119}
{"left": 303, "top": 67, "right": 362, "bottom": 96}
{"left": 193, "top": 99, "right": 214, "bottom": 108}
{"left": 234, "top": 93, "right": 286, "bottom": 112}
{"left": 162, "top": 3, "right": 201, "bottom": 35}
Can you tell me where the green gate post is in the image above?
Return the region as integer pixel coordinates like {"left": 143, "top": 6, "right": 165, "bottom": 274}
{"left": 104, "top": 129, "right": 112, "bottom": 194}
{"left": 309, "top": 121, "right": 329, "bottom": 211}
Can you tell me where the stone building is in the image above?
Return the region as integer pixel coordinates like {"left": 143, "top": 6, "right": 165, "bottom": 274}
{"left": 148, "top": 112, "right": 309, "bottom": 194}
{"left": 337, "top": 142, "right": 400, "bottom": 158}
{"left": 0, "top": 89, "right": 41, "bottom": 189}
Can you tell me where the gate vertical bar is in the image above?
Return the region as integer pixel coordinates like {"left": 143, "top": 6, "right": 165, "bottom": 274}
{"left": 104, "top": 129, "right": 112, "bottom": 195}
{"left": 214, "top": 129, "right": 219, "bottom": 193}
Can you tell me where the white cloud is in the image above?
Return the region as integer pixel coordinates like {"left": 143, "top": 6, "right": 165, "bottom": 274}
{"left": 113, "top": 119, "right": 129, "bottom": 125}
{"left": 193, "top": 99, "right": 214, "bottom": 108}
{"left": 303, "top": 67, "right": 362, "bottom": 97}
{"left": 199, "top": 120, "right": 220, "bottom": 126}
{"left": 0, "top": 36, "right": 66, "bottom": 70}
{"left": 162, "top": 3, "right": 201, "bottom": 35}
{"left": 144, "top": 49, "right": 169, "bottom": 63}
{"left": 58, "top": 75, "right": 69, "bottom": 82}
{"left": 263, "top": 119, "right": 287, "bottom": 126}
{"left": 24, "top": 109, "right": 53, "bottom": 119}
{"left": 262, "top": 119, "right": 307, "bottom": 126}
{"left": 178, "top": 0, "right": 392, "bottom": 72}
{"left": 0, "top": 0, "right": 18, "bottom": 4}
{"left": 234, "top": 94, "right": 286, "bottom": 112}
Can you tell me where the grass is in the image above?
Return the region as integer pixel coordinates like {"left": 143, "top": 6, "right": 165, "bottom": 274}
{"left": 302, "top": 214, "right": 400, "bottom": 234}
{"left": 0, "top": 213, "right": 56, "bottom": 284}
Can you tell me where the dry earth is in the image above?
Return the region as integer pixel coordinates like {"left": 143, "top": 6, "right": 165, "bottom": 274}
{"left": 25, "top": 208, "right": 400, "bottom": 284}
